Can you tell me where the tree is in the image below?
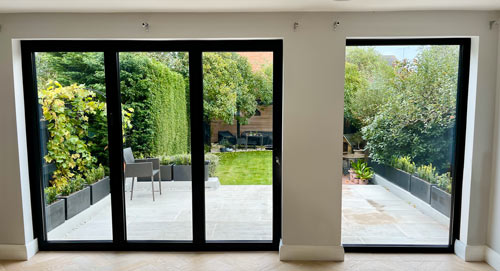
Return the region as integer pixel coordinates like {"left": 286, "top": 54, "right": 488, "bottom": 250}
{"left": 362, "top": 45, "right": 459, "bottom": 171}
{"left": 202, "top": 53, "right": 271, "bottom": 136}
{"left": 344, "top": 47, "right": 394, "bottom": 130}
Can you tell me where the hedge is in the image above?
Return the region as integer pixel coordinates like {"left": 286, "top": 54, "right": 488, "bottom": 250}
{"left": 120, "top": 53, "right": 189, "bottom": 157}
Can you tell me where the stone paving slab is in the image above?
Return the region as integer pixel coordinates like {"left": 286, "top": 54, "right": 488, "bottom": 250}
{"left": 48, "top": 180, "right": 448, "bottom": 245}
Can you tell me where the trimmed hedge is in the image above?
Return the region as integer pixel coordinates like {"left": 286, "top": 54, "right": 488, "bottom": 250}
{"left": 120, "top": 53, "right": 189, "bottom": 157}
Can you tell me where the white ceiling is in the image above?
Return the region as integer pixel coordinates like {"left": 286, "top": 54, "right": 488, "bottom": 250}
{"left": 0, "top": 0, "right": 499, "bottom": 13}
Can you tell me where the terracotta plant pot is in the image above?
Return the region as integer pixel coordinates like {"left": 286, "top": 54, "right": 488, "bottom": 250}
{"left": 348, "top": 169, "right": 357, "bottom": 181}
{"left": 352, "top": 178, "right": 360, "bottom": 184}
{"left": 359, "top": 179, "right": 369, "bottom": 185}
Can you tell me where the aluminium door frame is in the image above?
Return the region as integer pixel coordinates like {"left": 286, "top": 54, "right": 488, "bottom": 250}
{"left": 21, "top": 39, "right": 283, "bottom": 251}
{"left": 343, "top": 38, "right": 471, "bottom": 253}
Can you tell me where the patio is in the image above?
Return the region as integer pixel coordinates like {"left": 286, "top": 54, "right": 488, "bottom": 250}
{"left": 48, "top": 180, "right": 448, "bottom": 245}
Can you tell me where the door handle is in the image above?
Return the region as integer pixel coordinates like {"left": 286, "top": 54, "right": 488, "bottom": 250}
{"left": 275, "top": 156, "right": 280, "bottom": 166}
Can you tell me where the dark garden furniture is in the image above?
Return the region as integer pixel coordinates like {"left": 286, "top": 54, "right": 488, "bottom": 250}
{"left": 218, "top": 131, "right": 237, "bottom": 145}
{"left": 123, "top": 147, "right": 161, "bottom": 201}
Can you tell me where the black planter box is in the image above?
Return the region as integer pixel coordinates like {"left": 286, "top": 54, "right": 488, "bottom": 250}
{"left": 385, "top": 166, "right": 411, "bottom": 191}
{"left": 90, "top": 176, "right": 110, "bottom": 205}
{"left": 430, "top": 186, "right": 451, "bottom": 217}
{"left": 59, "top": 186, "right": 91, "bottom": 220}
{"left": 45, "top": 199, "right": 65, "bottom": 232}
{"left": 410, "top": 175, "right": 432, "bottom": 203}
{"left": 369, "top": 161, "right": 387, "bottom": 178}
{"left": 173, "top": 164, "right": 209, "bottom": 181}
{"left": 138, "top": 165, "right": 172, "bottom": 182}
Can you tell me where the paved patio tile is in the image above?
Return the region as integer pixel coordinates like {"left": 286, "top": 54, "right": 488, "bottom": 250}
{"left": 48, "top": 181, "right": 449, "bottom": 245}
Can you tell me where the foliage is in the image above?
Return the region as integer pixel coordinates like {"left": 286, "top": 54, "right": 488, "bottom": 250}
{"left": 436, "top": 172, "right": 452, "bottom": 193}
{"left": 415, "top": 164, "right": 438, "bottom": 183}
{"left": 39, "top": 82, "right": 103, "bottom": 187}
{"left": 59, "top": 175, "right": 86, "bottom": 196}
{"left": 203, "top": 53, "right": 272, "bottom": 125}
{"left": 85, "top": 164, "right": 106, "bottom": 185}
{"left": 161, "top": 154, "right": 191, "bottom": 165}
{"left": 344, "top": 47, "right": 394, "bottom": 129}
{"left": 356, "top": 166, "right": 374, "bottom": 180}
{"left": 350, "top": 159, "right": 374, "bottom": 180}
{"left": 160, "top": 153, "right": 219, "bottom": 177}
{"left": 390, "top": 156, "right": 416, "bottom": 174}
{"left": 350, "top": 159, "right": 367, "bottom": 172}
{"left": 205, "top": 153, "right": 220, "bottom": 177}
{"left": 44, "top": 186, "right": 59, "bottom": 205}
{"left": 358, "top": 46, "right": 459, "bottom": 171}
{"left": 215, "top": 151, "right": 272, "bottom": 185}
{"left": 120, "top": 53, "right": 189, "bottom": 157}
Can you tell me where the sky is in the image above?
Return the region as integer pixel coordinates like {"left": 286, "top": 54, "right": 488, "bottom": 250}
{"left": 372, "top": 45, "right": 423, "bottom": 60}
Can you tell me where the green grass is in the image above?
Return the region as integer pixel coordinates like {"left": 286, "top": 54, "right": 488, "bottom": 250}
{"left": 215, "top": 151, "right": 272, "bottom": 185}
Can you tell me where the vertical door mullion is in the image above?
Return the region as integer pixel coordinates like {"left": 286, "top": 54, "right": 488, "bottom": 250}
{"left": 189, "top": 49, "right": 206, "bottom": 245}
{"left": 272, "top": 44, "right": 283, "bottom": 247}
{"left": 104, "top": 51, "right": 127, "bottom": 246}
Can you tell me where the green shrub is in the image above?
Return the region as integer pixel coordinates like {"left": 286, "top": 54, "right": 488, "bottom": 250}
{"left": 391, "top": 156, "right": 416, "bottom": 174}
{"left": 44, "top": 186, "right": 59, "bottom": 205}
{"left": 205, "top": 153, "right": 220, "bottom": 177}
{"left": 161, "top": 153, "right": 219, "bottom": 177}
{"left": 85, "top": 164, "right": 106, "bottom": 185}
{"left": 59, "top": 175, "right": 86, "bottom": 196}
{"left": 436, "top": 172, "right": 452, "bottom": 193}
{"left": 415, "top": 164, "right": 438, "bottom": 184}
{"left": 350, "top": 159, "right": 374, "bottom": 180}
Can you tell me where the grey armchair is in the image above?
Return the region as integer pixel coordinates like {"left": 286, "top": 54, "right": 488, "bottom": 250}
{"left": 123, "top": 148, "right": 162, "bottom": 201}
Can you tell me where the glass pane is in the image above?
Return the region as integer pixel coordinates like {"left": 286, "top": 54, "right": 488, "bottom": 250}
{"left": 119, "top": 52, "right": 192, "bottom": 241}
{"left": 342, "top": 45, "right": 459, "bottom": 245}
{"left": 36, "top": 52, "right": 112, "bottom": 240}
{"left": 203, "top": 52, "right": 273, "bottom": 240}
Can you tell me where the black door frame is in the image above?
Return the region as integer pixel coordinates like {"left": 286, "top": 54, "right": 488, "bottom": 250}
{"left": 343, "top": 38, "right": 470, "bottom": 253}
{"left": 21, "top": 40, "right": 283, "bottom": 251}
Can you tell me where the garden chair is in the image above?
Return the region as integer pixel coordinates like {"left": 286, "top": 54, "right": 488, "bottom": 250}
{"left": 123, "top": 148, "right": 162, "bottom": 201}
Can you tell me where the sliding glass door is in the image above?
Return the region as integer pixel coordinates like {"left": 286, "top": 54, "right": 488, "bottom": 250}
{"left": 22, "top": 40, "right": 282, "bottom": 250}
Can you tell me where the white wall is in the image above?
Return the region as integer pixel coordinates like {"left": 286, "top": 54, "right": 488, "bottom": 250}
{"left": 485, "top": 24, "right": 500, "bottom": 270}
{"left": 0, "top": 11, "right": 498, "bottom": 261}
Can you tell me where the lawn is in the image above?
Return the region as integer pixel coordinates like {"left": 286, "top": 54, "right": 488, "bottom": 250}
{"left": 215, "top": 150, "right": 272, "bottom": 185}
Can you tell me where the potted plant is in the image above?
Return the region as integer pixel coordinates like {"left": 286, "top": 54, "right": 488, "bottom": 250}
{"left": 44, "top": 186, "right": 65, "bottom": 232}
{"left": 57, "top": 176, "right": 91, "bottom": 219}
{"left": 350, "top": 159, "right": 373, "bottom": 185}
{"left": 85, "top": 165, "right": 110, "bottom": 205}
{"left": 171, "top": 154, "right": 210, "bottom": 182}
{"left": 349, "top": 159, "right": 364, "bottom": 182}
{"left": 430, "top": 172, "right": 452, "bottom": 217}
{"left": 356, "top": 166, "right": 374, "bottom": 185}
{"left": 410, "top": 164, "right": 436, "bottom": 204}
{"left": 385, "top": 156, "right": 415, "bottom": 191}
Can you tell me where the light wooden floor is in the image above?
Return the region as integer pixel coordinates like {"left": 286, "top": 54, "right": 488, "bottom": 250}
{"left": 0, "top": 252, "right": 495, "bottom": 271}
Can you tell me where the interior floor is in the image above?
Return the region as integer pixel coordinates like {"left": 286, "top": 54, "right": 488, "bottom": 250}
{"left": 0, "top": 252, "right": 494, "bottom": 271}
